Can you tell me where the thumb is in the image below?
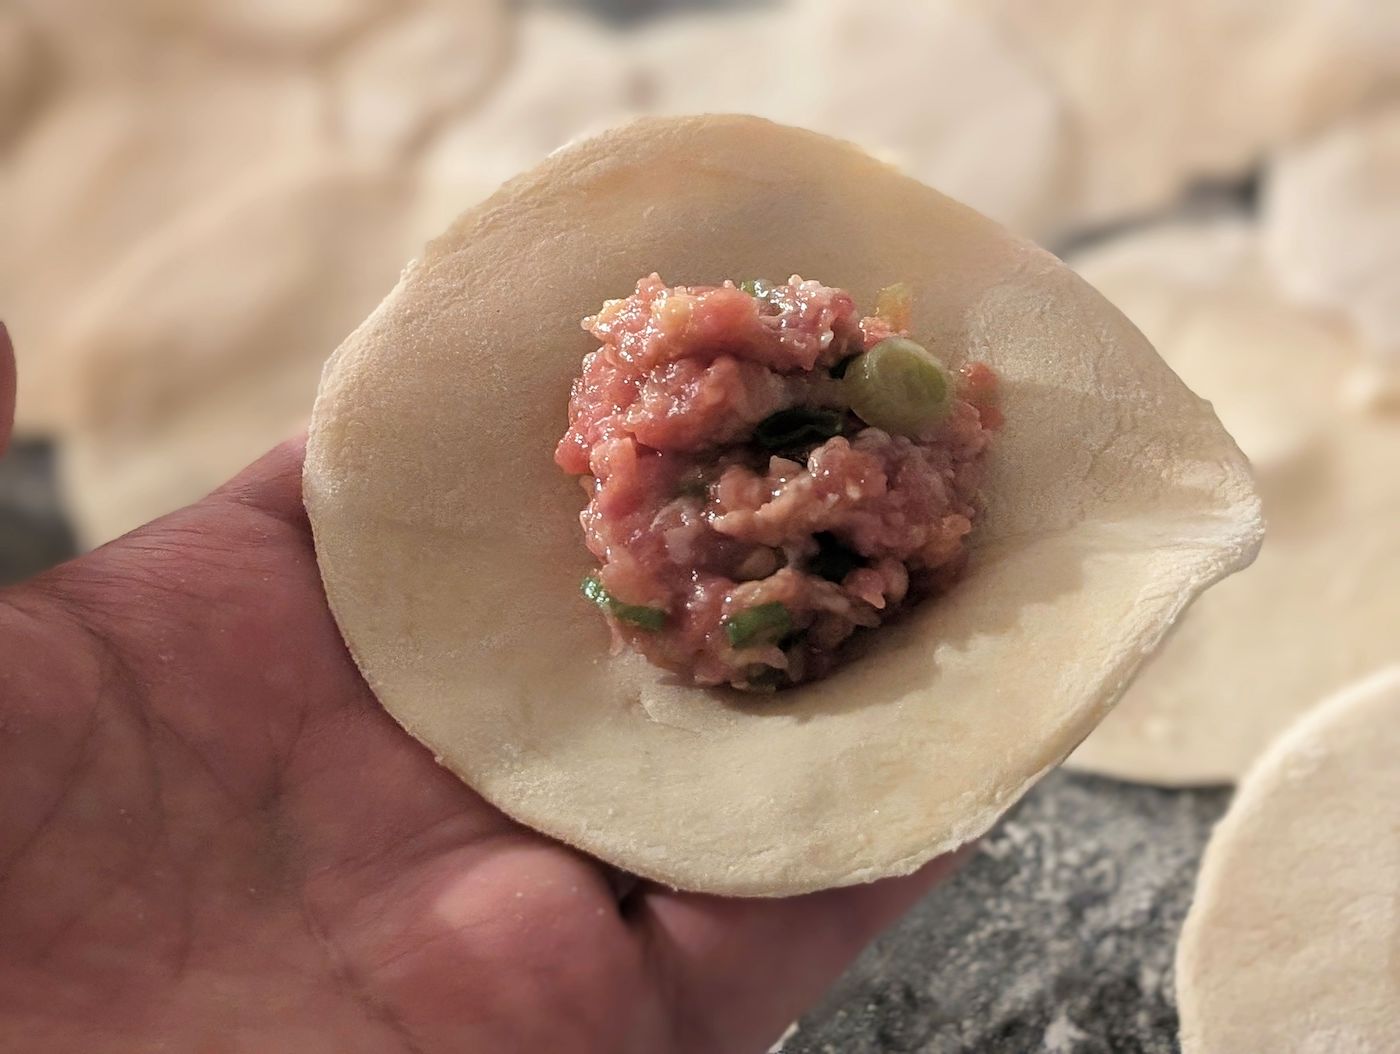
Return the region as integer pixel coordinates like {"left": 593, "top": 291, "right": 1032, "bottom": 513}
{"left": 0, "top": 323, "right": 14, "bottom": 456}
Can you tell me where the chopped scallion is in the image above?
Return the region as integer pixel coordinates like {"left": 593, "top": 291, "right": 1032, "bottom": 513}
{"left": 724, "top": 602, "right": 793, "bottom": 648}
{"left": 581, "top": 575, "right": 668, "bottom": 631}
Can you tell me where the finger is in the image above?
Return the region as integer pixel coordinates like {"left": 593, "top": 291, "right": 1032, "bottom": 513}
{"left": 634, "top": 847, "right": 973, "bottom": 1053}
{"left": 208, "top": 431, "right": 310, "bottom": 528}
{"left": 1, "top": 322, "right": 15, "bottom": 456}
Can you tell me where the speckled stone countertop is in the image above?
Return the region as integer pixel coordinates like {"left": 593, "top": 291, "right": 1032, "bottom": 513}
{"left": 791, "top": 773, "right": 1227, "bottom": 1053}
{"left": 0, "top": 448, "right": 1223, "bottom": 1053}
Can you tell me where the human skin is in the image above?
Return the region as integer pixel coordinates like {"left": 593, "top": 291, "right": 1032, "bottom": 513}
{"left": 0, "top": 325, "right": 961, "bottom": 1053}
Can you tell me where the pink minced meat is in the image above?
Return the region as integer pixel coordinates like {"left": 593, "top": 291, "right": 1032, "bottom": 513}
{"left": 555, "top": 274, "right": 997, "bottom": 691}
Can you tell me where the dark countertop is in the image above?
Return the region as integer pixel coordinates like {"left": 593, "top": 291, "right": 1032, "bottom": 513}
{"left": 0, "top": 448, "right": 1224, "bottom": 1053}
{"left": 792, "top": 772, "right": 1227, "bottom": 1053}
{"left": 0, "top": 440, "right": 76, "bottom": 587}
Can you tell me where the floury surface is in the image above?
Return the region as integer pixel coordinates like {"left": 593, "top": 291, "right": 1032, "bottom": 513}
{"left": 792, "top": 770, "right": 1223, "bottom": 1053}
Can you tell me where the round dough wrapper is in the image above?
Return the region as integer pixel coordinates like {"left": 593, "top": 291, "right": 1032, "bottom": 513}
{"left": 1264, "top": 102, "right": 1400, "bottom": 393}
{"left": 422, "top": 9, "right": 638, "bottom": 192}
{"left": 305, "top": 115, "right": 1262, "bottom": 895}
{"left": 804, "top": 0, "right": 1069, "bottom": 239}
{"left": 0, "top": 1, "right": 48, "bottom": 149}
{"left": 27, "top": 0, "right": 390, "bottom": 58}
{"left": 965, "top": 0, "right": 1399, "bottom": 228}
{"left": 621, "top": 0, "right": 1069, "bottom": 239}
{"left": 1174, "top": 0, "right": 1399, "bottom": 180}
{"left": 55, "top": 159, "right": 483, "bottom": 546}
{"left": 329, "top": 0, "right": 510, "bottom": 162}
{"left": 146, "top": 0, "right": 387, "bottom": 54}
{"left": 1176, "top": 667, "right": 1400, "bottom": 1053}
{"left": 0, "top": 60, "right": 326, "bottom": 436}
{"left": 11, "top": 0, "right": 150, "bottom": 77}
{"left": 1066, "top": 221, "right": 1400, "bottom": 785}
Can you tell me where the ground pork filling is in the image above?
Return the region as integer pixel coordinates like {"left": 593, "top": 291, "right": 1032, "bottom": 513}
{"left": 555, "top": 274, "right": 999, "bottom": 691}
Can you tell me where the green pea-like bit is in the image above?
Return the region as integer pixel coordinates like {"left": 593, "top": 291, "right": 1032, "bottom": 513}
{"left": 844, "top": 336, "right": 953, "bottom": 437}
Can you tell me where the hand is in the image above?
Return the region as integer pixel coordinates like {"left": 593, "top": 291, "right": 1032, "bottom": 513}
{"left": 0, "top": 326, "right": 962, "bottom": 1053}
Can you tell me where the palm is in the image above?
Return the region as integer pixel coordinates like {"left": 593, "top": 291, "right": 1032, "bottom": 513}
{"left": 0, "top": 416, "right": 957, "bottom": 1052}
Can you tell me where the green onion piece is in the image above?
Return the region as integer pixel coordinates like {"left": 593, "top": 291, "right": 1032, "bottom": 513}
{"left": 581, "top": 575, "right": 608, "bottom": 607}
{"left": 581, "top": 575, "right": 667, "bottom": 631}
{"left": 612, "top": 602, "right": 668, "bottom": 630}
{"left": 844, "top": 336, "right": 953, "bottom": 437}
{"left": 753, "top": 407, "right": 846, "bottom": 450}
{"left": 739, "top": 278, "right": 771, "bottom": 298}
{"left": 809, "top": 532, "right": 863, "bottom": 583}
{"left": 724, "top": 602, "right": 793, "bottom": 648}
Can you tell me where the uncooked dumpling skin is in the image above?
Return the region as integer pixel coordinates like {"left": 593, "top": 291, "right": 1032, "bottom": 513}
{"left": 56, "top": 159, "right": 483, "bottom": 546}
{"left": 0, "top": 60, "right": 326, "bottom": 436}
{"left": 964, "top": 0, "right": 1400, "bottom": 228}
{"left": 423, "top": 9, "right": 637, "bottom": 193}
{"left": 618, "top": 0, "right": 1069, "bottom": 238}
{"left": 0, "top": 2, "right": 47, "bottom": 149}
{"left": 329, "top": 0, "right": 511, "bottom": 161}
{"left": 305, "top": 116, "right": 1261, "bottom": 895}
{"left": 1067, "top": 221, "right": 1400, "bottom": 785}
{"left": 115, "top": 0, "right": 388, "bottom": 55}
{"left": 1176, "top": 667, "right": 1400, "bottom": 1053}
{"left": 1264, "top": 102, "right": 1400, "bottom": 407}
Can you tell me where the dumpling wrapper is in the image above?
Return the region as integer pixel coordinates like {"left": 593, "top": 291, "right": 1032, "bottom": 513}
{"left": 0, "top": 2, "right": 47, "bottom": 149}
{"left": 0, "top": 56, "right": 326, "bottom": 435}
{"left": 304, "top": 115, "right": 1262, "bottom": 895}
{"left": 1176, "top": 667, "right": 1400, "bottom": 1053}
{"left": 613, "top": 0, "right": 1069, "bottom": 239}
{"left": 1264, "top": 102, "right": 1400, "bottom": 407}
{"left": 55, "top": 157, "right": 483, "bottom": 547}
{"left": 964, "top": 0, "right": 1400, "bottom": 228}
{"left": 60, "top": 0, "right": 388, "bottom": 56}
{"left": 421, "top": 9, "right": 638, "bottom": 194}
{"left": 1066, "top": 220, "right": 1400, "bottom": 785}
{"left": 328, "top": 0, "right": 510, "bottom": 162}
{"left": 145, "top": 0, "right": 387, "bottom": 53}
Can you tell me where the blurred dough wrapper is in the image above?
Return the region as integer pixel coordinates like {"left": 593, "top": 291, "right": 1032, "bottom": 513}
{"left": 964, "top": 0, "right": 1400, "bottom": 227}
{"left": 1, "top": 0, "right": 508, "bottom": 439}
{"left": 605, "top": 0, "right": 1071, "bottom": 238}
{"left": 0, "top": 1, "right": 47, "bottom": 149}
{"left": 423, "top": 8, "right": 639, "bottom": 192}
{"left": 0, "top": 56, "right": 327, "bottom": 435}
{"left": 57, "top": 159, "right": 486, "bottom": 547}
{"left": 16, "top": 0, "right": 391, "bottom": 59}
{"left": 1175, "top": 667, "right": 1400, "bottom": 1053}
{"left": 1067, "top": 220, "right": 1400, "bottom": 785}
{"left": 330, "top": 0, "right": 510, "bottom": 160}
{"left": 1264, "top": 101, "right": 1400, "bottom": 406}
